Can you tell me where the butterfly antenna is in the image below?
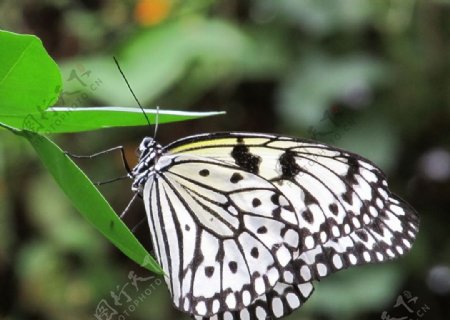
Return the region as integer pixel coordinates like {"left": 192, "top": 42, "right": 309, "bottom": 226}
{"left": 113, "top": 56, "right": 152, "bottom": 127}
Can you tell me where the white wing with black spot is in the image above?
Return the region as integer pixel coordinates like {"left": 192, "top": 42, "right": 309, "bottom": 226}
{"left": 144, "top": 155, "right": 301, "bottom": 317}
{"left": 281, "top": 196, "right": 419, "bottom": 283}
{"left": 168, "top": 133, "right": 419, "bottom": 256}
{"left": 196, "top": 281, "right": 314, "bottom": 320}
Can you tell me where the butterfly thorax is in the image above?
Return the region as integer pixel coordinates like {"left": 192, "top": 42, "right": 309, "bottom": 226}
{"left": 131, "top": 137, "right": 164, "bottom": 192}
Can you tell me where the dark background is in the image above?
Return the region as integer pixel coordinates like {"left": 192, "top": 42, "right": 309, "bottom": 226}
{"left": 0, "top": 1, "right": 449, "bottom": 319}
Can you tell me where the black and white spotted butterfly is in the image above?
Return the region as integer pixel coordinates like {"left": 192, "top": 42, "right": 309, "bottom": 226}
{"left": 129, "top": 131, "right": 419, "bottom": 320}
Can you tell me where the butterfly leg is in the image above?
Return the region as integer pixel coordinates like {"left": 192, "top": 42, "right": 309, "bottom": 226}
{"left": 120, "top": 191, "right": 140, "bottom": 218}
{"left": 121, "top": 192, "right": 146, "bottom": 232}
{"left": 94, "top": 174, "right": 130, "bottom": 186}
{"left": 65, "top": 145, "right": 132, "bottom": 175}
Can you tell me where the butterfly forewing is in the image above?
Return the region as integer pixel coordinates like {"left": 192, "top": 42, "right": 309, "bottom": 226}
{"left": 167, "top": 133, "right": 414, "bottom": 250}
{"left": 134, "top": 132, "right": 419, "bottom": 319}
{"left": 281, "top": 197, "right": 419, "bottom": 283}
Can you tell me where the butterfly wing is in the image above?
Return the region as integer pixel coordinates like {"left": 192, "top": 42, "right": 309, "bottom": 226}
{"left": 144, "top": 155, "right": 302, "bottom": 317}
{"left": 282, "top": 196, "right": 419, "bottom": 283}
{"left": 166, "top": 132, "right": 419, "bottom": 280}
{"left": 196, "top": 281, "right": 314, "bottom": 320}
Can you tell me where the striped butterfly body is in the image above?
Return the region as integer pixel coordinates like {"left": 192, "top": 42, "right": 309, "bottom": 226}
{"left": 130, "top": 132, "right": 419, "bottom": 320}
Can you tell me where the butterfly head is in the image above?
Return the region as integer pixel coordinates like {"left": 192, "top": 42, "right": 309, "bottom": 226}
{"left": 138, "top": 137, "right": 157, "bottom": 153}
{"left": 131, "top": 137, "right": 163, "bottom": 192}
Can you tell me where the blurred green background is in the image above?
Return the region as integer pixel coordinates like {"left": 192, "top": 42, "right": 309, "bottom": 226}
{"left": 0, "top": 0, "right": 449, "bottom": 319}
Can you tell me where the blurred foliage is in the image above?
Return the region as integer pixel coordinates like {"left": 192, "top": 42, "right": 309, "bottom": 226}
{"left": 0, "top": 0, "right": 449, "bottom": 320}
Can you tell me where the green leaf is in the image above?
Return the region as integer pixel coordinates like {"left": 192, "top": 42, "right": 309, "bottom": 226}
{"left": 10, "top": 128, "right": 163, "bottom": 274}
{"left": 0, "top": 30, "right": 61, "bottom": 115}
{"left": 0, "top": 106, "right": 225, "bottom": 133}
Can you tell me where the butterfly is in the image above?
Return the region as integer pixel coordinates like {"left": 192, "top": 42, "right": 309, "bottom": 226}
{"left": 129, "top": 132, "right": 419, "bottom": 320}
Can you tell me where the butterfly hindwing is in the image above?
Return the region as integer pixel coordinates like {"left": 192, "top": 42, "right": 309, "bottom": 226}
{"left": 197, "top": 281, "right": 314, "bottom": 320}
{"left": 145, "top": 155, "right": 301, "bottom": 317}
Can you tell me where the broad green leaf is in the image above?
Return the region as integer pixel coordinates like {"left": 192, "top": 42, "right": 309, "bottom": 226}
{"left": 0, "top": 30, "right": 61, "bottom": 115}
{"left": 2, "top": 125, "right": 163, "bottom": 274}
{"left": 0, "top": 106, "right": 225, "bottom": 133}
